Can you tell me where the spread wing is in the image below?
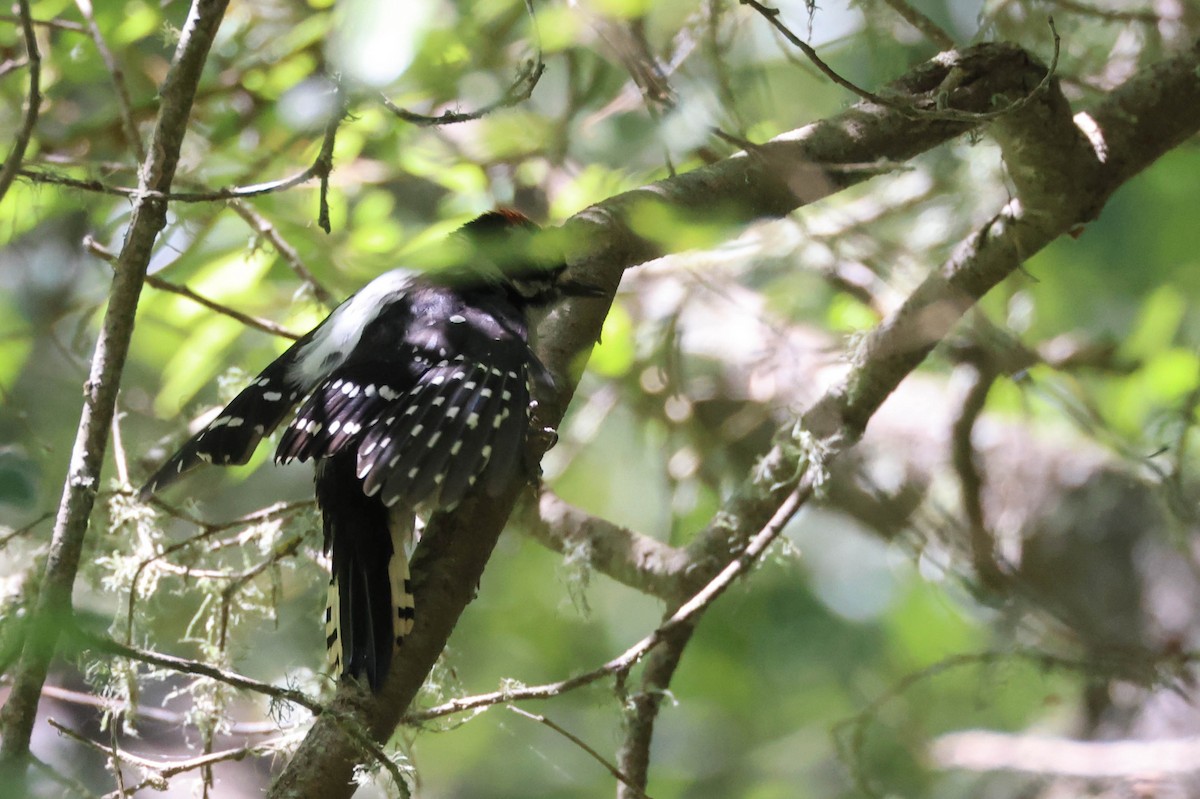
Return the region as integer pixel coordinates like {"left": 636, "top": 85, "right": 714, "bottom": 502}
{"left": 139, "top": 269, "right": 416, "bottom": 499}
{"left": 275, "top": 294, "right": 535, "bottom": 511}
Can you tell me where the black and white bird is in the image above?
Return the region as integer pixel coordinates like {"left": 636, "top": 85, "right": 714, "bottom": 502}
{"left": 140, "top": 210, "right": 601, "bottom": 691}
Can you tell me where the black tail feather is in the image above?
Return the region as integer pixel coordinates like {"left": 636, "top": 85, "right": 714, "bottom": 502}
{"left": 317, "top": 450, "right": 413, "bottom": 691}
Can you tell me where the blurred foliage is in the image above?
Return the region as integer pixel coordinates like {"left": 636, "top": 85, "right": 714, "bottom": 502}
{"left": 2, "top": 0, "right": 1199, "bottom": 797}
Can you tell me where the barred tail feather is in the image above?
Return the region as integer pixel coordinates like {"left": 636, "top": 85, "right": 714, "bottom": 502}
{"left": 317, "top": 451, "right": 414, "bottom": 691}
{"left": 388, "top": 509, "right": 416, "bottom": 645}
{"left": 325, "top": 579, "right": 343, "bottom": 677}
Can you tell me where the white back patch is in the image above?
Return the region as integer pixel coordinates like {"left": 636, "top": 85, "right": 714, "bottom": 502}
{"left": 289, "top": 269, "right": 415, "bottom": 388}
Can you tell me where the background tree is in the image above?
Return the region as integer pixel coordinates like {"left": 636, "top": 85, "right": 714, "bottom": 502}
{"left": 1, "top": 0, "right": 1199, "bottom": 797}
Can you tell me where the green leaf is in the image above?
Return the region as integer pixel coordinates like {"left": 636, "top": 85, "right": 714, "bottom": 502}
{"left": 1124, "top": 284, "right": 1185, "bottom": 358}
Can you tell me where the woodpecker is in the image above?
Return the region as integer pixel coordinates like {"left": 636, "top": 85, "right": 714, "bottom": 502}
{"left": 140, "top": 210, "right": 601, "bottom": 691}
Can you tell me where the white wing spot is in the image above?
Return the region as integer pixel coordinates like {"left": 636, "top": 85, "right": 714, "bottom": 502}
{"left": 427, "top": 431, "right": 441, "bottom": 448}
{"left": 450, "top": 440, "right": 462, "bottom": 455}
{"left": 481, "top": 444, "right": 492, "bottom": 460}
{"left": 380, "top": 386, "right": 399, "bottom": 400}
{"left": 449, "top": 314, "right": 466, "bottom": 323}
{"left": 432, "top": 396, "right": 445, "bottom": 406}
{"left": 466, "top": 412, "right": 479, "bottom": 428}
{"left": 407, "top": 467, "right": 420, "bottom": 479}
{"left": 263, "top": 391, "right": 283, "bottom": 402}
{"left": 329, "top": 420, "right": 341, "bottom": 434}
{"left": 365, "top": 384, "right": 376, "bottom": 397}
{"left": 446, "top": 407, "right": 460, "bottom": 420}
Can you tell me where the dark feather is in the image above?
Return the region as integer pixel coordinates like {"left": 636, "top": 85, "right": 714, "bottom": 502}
{"left": 139, "top": 339, "right": 312, "bottom": 498}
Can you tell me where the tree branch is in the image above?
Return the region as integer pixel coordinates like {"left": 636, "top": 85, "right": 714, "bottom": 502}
{"left": 0, "top": 0, "right": 233, "bottom": 770}
{"left": 0, "top": 0, "right": 41, "bottom": 205}
{"left": 264, "top": 42, "right": 1077, "bottom": 798}
{"left": 519, "top": 491, "right": 690, "bottom": 601}
{"left": 73, "top": 0, "right": 145, "bottom": 163}
{"left": 236, "top": 37, "right": 1200, "bottom": 797}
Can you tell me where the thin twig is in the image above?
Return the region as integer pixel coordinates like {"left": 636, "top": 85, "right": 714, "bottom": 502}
{"left": 0, "top": 511, "right": 53, "bottom": 549}
{"left": 949, "top": 359, "right": 1007, "bottom": 591}
{"left": 110, "top": 400, "right": 130, "bottom": 487}
{"left": 616, "top": 620, "right": 694, "bottom": 798}
{"left": 145, "top": 273, "right": 302, "bottom": 339}
{"left": 107, "top": 722, "right": 128, "bottom": 798}
{"left": 48, "top": 717, "right": 295, "bottom": 793}
{"left": 16, "top": 165, "right": 321, "bottom": 202}
{"left": 227, "top": 199, "right": 337, "bottom": 307}
{"left": 0, "top": 58, "right": 29, "bottom": 79}
{"left": 409, "top": 491, "right": 805, "bottom": 722}
{"left": 72, "top": 629, "right": 323, "bottom": 715}
{"left": 0, "top": 12, "right": 86, "bottom": 33}
{"left": 74, "top": 0, "right": 145, "bottom": 162}
{"left": 83, "top": 235, "right": 302, "bottom": 340}
{"left": 741, "top": 2, "right": 1062, "bottom": 125}
{"left": 739, "top": 0, "right": 894, "bottom": 107}
{"left": 67, "top": 634, "right": 410, "bottom": 796}
{"left": 508, "top": 707, "right": 653, "bottom": 799}
{"left": 40, "top": 684, "right": 286, "bottom": 735}
{"left": 17, "top": 106, "right": 344, "bottom": 209}
{"left": 0, "top": 0, "right": 42, "bottom": 205}
{"left": 126, "top": 500, "right": 312, "bottom": 644}
{"left": 878, "top": 0, "right": 955, "bottom": 49}
{"left": 921, "top": 17, "right": 1062, "bottom": 123}
{"left": 144, "top": 497, "right": 314, "bottom": 535}
{"left": 381, "top": 0, "right": 543, "bottom": 126}
{"left": 314, "top": 91, "right": 343, "bottom": 234}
